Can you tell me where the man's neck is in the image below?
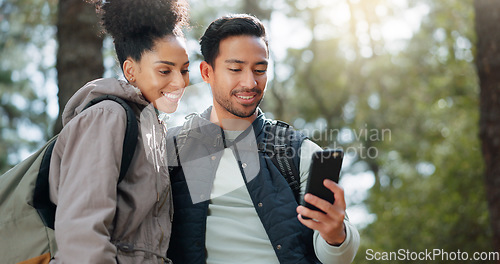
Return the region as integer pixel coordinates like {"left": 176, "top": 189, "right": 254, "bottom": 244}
{"left": 210, "top": 106, "right": 257, "bottom": 131}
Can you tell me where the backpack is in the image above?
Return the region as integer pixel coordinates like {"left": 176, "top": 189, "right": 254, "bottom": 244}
{"left": 257, "top": 120, "right": 304, "bottom": 203}
{"left": 0, "top": 95, "right": 138, "bottom": 264}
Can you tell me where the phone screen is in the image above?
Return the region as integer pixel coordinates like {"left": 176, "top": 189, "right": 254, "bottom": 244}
{"left": 301, "top": 149, "right": 343, "bottom": 215}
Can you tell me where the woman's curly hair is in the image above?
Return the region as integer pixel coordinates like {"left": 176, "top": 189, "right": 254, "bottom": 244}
{"left": 88, "top": 0, "right": 189, "bottom": 69}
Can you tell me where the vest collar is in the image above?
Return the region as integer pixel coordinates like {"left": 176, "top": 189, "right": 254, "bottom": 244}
{"left": 196, "top": 107, "right": 269, "bottom": 146}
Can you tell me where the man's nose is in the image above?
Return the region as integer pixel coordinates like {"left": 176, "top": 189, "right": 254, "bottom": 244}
{"left": 240, "top": 70, "right": 257, "bottom": 88}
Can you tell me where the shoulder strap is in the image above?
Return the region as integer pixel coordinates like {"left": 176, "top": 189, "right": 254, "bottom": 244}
{"left": 33, "top": 95, "right": 138, "bottom": 229}
{"left": 83, "top": 95, "right": 138, "bottom": 183}
{"left": 259, "top": 120, "right": 302, "bottom": 203}
{"left": 175, "top": 113, "right": 197, "bottom": 154}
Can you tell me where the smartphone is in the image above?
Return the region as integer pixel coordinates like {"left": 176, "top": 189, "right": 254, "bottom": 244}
{"left": 301, "top": 149, "right": 343, "bottom": 218}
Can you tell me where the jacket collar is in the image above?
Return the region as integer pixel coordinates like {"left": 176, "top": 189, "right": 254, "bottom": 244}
{"left": 198, "top": 106, "right": 267, "bottom": 135}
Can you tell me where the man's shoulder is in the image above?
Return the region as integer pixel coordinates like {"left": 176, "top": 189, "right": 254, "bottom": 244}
{"left": 167, "top": 112, "right": 202, "bottom": 139}
{"left": 264, "top": 118, "right": 308, "bottom": 143}
{"left": 167, "top": 125, "right": 184, "bottom": 138}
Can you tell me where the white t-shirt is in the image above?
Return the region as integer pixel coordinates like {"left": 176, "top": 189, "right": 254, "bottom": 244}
{"left": 205, "top": 131, "right": 359, "bottom": 264}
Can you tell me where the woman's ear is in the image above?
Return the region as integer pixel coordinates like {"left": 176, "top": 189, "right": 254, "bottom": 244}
{"left": 123, "top": 59, "right": 136, "bottom": 84}
{"left": 200, "top": 61, "right": 213, "bottom": 83}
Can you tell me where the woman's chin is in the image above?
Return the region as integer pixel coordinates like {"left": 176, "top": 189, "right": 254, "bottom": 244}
{"left": 154, "top": 97, "right": 180, "bottom": 114}
{"left": 157, "top": 103, "right": 178, "bottom": 114}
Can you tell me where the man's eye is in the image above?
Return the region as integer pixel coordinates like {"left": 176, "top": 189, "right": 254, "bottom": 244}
{"left": 229, "top": 68, "right": 241, "bottom": 72}
{"left": 255, "top": 70, "right": 267, "bottom": 74}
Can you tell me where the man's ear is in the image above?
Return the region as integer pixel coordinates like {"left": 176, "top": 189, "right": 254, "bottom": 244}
{"left": 123, "top": 59, "right": 136, "bottom": 83}
{"left": 200, "top": 61, "right": 213, "bottom": 83}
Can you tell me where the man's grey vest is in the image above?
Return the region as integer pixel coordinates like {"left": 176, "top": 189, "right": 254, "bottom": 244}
{"left": 166, "top": 110, "right": 320, "bottom": 264}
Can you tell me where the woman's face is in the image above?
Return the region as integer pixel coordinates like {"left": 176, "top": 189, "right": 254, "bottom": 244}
{"left": 126, "top": 36, "right": 190, "bottom": 113}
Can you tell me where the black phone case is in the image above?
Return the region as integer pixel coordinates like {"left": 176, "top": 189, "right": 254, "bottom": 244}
{"left": 301, "top": 149, "right": 343, "bottom": 217}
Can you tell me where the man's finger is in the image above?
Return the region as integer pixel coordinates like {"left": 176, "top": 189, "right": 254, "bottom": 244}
{"left": 323, "top": 179, "right": 346, "bottom": 209}
{"left": 297, "top": 204, "right": 330, "bottom": 222}
{"left": 303, "top": 193, "right": 335, "bottom": 215}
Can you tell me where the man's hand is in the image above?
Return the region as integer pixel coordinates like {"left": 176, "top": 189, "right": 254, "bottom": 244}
{"left": 296, "top": 179, "right": 347, "bottom": 246}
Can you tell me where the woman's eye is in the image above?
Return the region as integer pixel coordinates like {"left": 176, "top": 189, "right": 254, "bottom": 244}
{"left": 160, "top": 70, "right": 171, "bottom": 74}
{"left": 255, "top": 69, "right": 267, "bottom": 74}
{"left": 181, "top": 69, "right": 190, "bottom": 74}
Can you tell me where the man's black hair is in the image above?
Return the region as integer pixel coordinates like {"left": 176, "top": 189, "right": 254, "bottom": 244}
{"left": 200, "top": 14, "right": 268, "bottom": 66}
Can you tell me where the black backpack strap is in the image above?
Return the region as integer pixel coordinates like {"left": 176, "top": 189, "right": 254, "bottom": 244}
{"left": 33, "top": 95, "right": 138, "bottom": 229}
{"left": 259, "top": 120, "right": 301, "bottom": 203}
{"left": 83, "top": 95, "right": 139, "bottom": 183}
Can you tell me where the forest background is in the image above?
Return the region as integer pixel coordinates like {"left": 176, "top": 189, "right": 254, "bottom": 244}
{"left": 1, "top": 0, "right": 499, "bottom": 263}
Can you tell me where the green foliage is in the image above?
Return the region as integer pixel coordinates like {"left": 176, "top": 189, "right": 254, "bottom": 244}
{"left": 356, "top": 0, "right": 492, "bottom": 260}
{"left": 0, "top": 0, "right": 493, "bottom": 259}
{"left": 0, "top": 0, "right": 56, "bottom": 173}
{"left": 263, "top": 0, "right": 492, "bottom": 260}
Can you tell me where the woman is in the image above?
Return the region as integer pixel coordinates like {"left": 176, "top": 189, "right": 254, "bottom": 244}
{"left": 48, "top": 0, "right": 189, "bottom": 263}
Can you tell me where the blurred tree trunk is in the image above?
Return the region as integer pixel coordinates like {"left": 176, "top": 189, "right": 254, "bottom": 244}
{"left": 242, "top": 0, "right": 271, "bottom": 21}
{"left": 54, "top": 0, "right": 103, "bottom": 135}
{"left": 474, "top": 0, "right": 500, "bottom": 253}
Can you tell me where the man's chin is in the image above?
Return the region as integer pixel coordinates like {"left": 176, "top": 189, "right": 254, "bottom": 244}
{"left": 239, "top": 113, "right": 255, "bottom": 118}
{"left": 215, "top": 97, "right": 262, "bottom": 119}
{"left": 230, "top": 105, "right": 259, "bottom": 118}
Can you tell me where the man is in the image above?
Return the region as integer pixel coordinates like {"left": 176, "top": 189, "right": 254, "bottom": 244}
{"left": 167, "top": 14, "right": 360, "bottom": 263}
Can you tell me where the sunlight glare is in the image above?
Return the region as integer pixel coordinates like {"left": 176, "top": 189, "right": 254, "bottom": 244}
{"left": 326, "top": 2, "right": 352, "bottom": 27}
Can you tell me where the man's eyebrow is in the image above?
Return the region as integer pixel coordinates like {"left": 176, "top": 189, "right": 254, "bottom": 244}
{"left": 155, "top": 60, "right": 190, "bottom": 66}
{"left": 225, "top": 59, "right": 246, "bottom": 64}
{"left": 224, "top": 59, "right": 268, "bottom": 65}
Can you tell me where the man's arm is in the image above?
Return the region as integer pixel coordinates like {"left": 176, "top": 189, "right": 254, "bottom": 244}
{"left": 312, "top": 220, "right": 360, "bottom": 263}
{"left": 297, "top": 139, "right": 360, "bottom": 263}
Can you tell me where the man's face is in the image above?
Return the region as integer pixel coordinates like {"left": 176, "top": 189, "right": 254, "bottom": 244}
{"left": 204, "top": 35, "right": 269, "bottom": 121}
